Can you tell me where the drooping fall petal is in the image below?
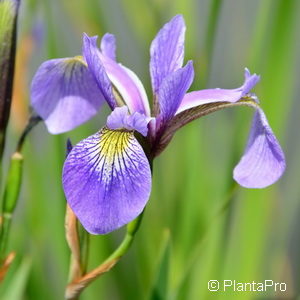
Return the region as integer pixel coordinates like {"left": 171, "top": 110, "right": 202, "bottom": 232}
{"left": 62, "top": 128, "right": 152, "bottom": 234}
{"left": 31, "top": 56, "right": 104, "bottom": 134}
{"left": 233, "top": 109, "right": 285, "bottom": 188}
{"left": 156, "top": 96, "right": 285, "bottom": 187}
{"left": 154, "top": 66, "right": 285, "bottom": 188}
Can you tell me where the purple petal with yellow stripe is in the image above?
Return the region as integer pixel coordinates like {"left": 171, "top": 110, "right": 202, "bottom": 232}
{"left": 150, "top": 15, "right": 186, "bottom": 93}
{"left": 62, "top": 127, "right": 152, "bottom": 234}
{"left": 31, "top": 56, "right": 104, "bottom": 134}
{"left": 233, "top": 109, "right": 286, "bottom": 188}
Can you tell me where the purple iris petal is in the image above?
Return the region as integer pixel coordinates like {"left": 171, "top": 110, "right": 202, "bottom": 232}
{"left": 157, "top": 61, "right": 194, "bottom": 128}
{"left": 82, "top": 33, "right": 116, "bottom": 110}
{"left": 107, "top": 106, "right": 150, "bottom": 137}
{"left": 233, "top": 109, "right": 285, "bottom": 188}
{"left": 150, "top": 15, "right": 186, "bottom": 93}
{"left": 243, "top": 68, "right": 260, "bottom": 95}
{"left": 100, "top": 33, "right": 116, "bottom": 61}
{"left": 62, "top": 128, "right": 152, "bottom": 234}
{"left": 154, "top": 65, "right": 285, "bottom": 187}
{"left": 31, "top": 57, "right": 104, "bottom": 134}
{"left": 100, "top": 51, "right": 150, "bottom": 116}
{"left": 176, "top": 68, "right": 260, "bottom": 114}
{"left": 84, "top": 33, "right": 150, "bottom": 116}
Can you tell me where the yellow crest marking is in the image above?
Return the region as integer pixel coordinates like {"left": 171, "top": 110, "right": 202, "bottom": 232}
{"left": 99, "top": 128, "right": 133, "bottom": 164}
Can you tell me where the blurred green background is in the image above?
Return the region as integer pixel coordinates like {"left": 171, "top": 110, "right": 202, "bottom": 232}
{"left": 1, "top": 0, "right": 300, "bottom": 299}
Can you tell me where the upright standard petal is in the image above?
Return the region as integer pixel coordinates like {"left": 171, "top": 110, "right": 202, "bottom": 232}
{"left": 84, "top": 33, "right": 150, "bottom": 116}
{"left": 100, "top": 33, "right": 116, "bottom": 61}
{"left": 176, "top": 68, "right": 260, "bottom": 114}
{"left": 63, "top": 128, "right": 152, "bottom": 234}
{"left": 233, "top": 109, "right": 286, "bottom": 188}
{"left": 31, "top": 56, "right": 104, "bottom": 134}
{"left": 82, "top": 33, "right": 116, "bottom": 110}
{"left": 157, "top": 61, "right": 194, "bottom": 130}
{"left": 150, "top": 15, "right": 186, "bottom": 93}
{"left": 101, "top": 56, "right": 150, "bottom": 116}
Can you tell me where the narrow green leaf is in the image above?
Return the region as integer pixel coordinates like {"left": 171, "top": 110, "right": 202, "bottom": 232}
{"left": 0, "top": 0, "right": 15, "bottom": 43}
{"left": 2, "top": 257, "right": 31, "bottom": 300}
{"left": 0, "top": 0, "right": 19, "bottom": 160}
{"left": 149, "top": 230, "right": 170, "bottom": 300}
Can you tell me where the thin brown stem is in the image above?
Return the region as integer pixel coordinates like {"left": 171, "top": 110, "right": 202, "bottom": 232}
{"left": 65, "top": 212, "right": 144, "bottom": 300}
{"left": 65, "top": 259, "right": 118, "bottom": 300}
{"left": 0, "top": 251, "right": 15, "bottom": 282}
{"left": 65, "top": 205, "right": 82, "bottom": 282}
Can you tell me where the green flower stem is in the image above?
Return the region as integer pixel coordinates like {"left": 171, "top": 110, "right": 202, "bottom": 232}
{"left": 0, "top": 151, "right": 23, "bottom": 260}
{"left": 0, "top": 114, "right": 40, "bottom": 262}
{"left": 104, "top": 211, "right": 144, "bottom": 263}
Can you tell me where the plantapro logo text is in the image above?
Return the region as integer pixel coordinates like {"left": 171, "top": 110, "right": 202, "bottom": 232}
{"left": 208, "top": 279, "right": 287, "bottom": 292}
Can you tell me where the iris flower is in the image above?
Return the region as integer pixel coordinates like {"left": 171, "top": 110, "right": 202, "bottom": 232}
{"left": 30, "top": 15, "right": 285, "bottom": 234}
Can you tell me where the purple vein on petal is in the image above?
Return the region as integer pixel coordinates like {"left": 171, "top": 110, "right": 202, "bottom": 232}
{"left": 62, "top": 128, "right": 152, "bottom": 234}
{"left": 233, "top": 109, "right": 286, "bottom": 188}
